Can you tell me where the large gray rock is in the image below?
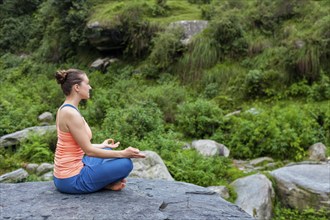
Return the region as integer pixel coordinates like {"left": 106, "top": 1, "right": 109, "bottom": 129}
{"left": 231, "top": 174, "right": 274, "bottom": 220}
{"left": 129, "top": 151, "right": 174, "bottom": 181}
{"left": 0, "top": 168, "right": 29, "bottom": 183}
{"left": 270, "top": 163, "right": 330, "bottom": 211}
{"left": 0, "top": 179, "right": 254, "bottom": 220}
{"left": 169, "top": 20, "right": 208, "bottom": 45}
{"left": 192, "top": 139, "right": 230, "bottom": 157}
{"left": 0, "top": 125, "right": 56, "bottom": 147}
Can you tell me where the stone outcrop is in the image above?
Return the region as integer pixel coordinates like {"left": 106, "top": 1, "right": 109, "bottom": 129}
{"left": 0, "top": 168, "right": 29, "bottom": 183}
{"left": 0, "top": 125, "right": 56, "bottom": 147}
{"left": 129, "top": 151, "right": 174, "bottom": 181}
{"left": 0, "top": 179, "right": 253, "bottom": 220}
{"left": 270, "top": 163, "right": 330, "bottom": 211}
{"left": 230, "top": 174, "right": 274, "bottom": 220}
{"left": 169, "top": 20, "right": 208, "bottom": 45}
{"left": 191, "top": 139, "right": 230, "bottom": 157}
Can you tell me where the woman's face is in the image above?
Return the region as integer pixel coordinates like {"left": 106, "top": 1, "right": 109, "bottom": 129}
{"left": 78, "top": 74, "right": 92, "bottom": 99}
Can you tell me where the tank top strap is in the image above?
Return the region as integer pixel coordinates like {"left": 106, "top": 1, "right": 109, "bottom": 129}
{"left": 60, "top": 104, "right": 81, "bottom": 115}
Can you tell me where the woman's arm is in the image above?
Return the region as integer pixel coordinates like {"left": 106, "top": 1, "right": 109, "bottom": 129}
{"left": 64, "top": 109, "right": 144, "bottom": 158}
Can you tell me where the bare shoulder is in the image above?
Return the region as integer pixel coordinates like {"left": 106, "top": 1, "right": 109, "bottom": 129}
{"left": 58, "top": 107, "right": 84, "bottom": 127}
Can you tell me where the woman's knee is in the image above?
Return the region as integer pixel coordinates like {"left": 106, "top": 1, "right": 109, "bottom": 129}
{"left": 122, "top": 158, "right": 133, "bottom": 173}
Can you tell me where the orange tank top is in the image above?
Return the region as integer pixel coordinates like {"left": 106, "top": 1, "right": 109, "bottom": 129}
{"left": 53, "top": 106, "right": 92, "bottom": 179}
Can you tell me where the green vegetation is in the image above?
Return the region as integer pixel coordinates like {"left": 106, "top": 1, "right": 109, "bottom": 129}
{"left": 0, "top": 0, "right": 329, "bottom": 218}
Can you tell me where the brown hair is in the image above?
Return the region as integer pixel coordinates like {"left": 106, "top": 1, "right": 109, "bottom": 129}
{"left": 55, "top": 69, "right": 85, "bottom": 96}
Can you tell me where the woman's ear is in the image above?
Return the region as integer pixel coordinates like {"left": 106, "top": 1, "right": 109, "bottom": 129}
{"left": 74, "top": 84, "right": 80, "bottom": 93}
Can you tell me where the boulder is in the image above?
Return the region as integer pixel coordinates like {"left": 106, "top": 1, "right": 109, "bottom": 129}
{"left": 38, "top": 112, "right": 53, "bottom": 123}
{"left": 86, "top": 21, "right": 125, "bottom": 51}
{"left": 0, "top": 125, "right": 56, "bottom": 147}
{"left": 270, "top": 163, "right": 330, "bottom": 211}
{"left": 25, "top": 163, "right": 39, "bottom": 173}
{"left": 0, "top": 168, "right": 29, "bottom": 183}
{"left": 36, "top": 163, "right": 54, "bottom": 176}
{"left": 308, "top": 143, "right": 327, "bottom": 161}
{"left": 231, "top": 174, "right": 274, "bottom": 220}
{"left": 191, "top": 139, "right": 230, "bottom": 157}
{"left": 129, "top": 151, "right": 174, "bottom": 181}
{"left": 169, "top": 20, "right": 208, "bottom": 45}
{"left": 0, "top": 179, "right": 253, "bottom": 220}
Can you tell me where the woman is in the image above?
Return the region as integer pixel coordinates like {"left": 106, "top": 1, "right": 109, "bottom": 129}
{"left": 53, "top": 68, "right": 145, "bottom": 194}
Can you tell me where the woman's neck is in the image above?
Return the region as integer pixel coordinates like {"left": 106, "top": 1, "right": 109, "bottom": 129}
{"left": 64, "top": 96, "right": 80, "bottom": 108}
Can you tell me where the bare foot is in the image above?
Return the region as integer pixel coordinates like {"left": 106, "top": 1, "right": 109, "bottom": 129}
{"left": 105, "top": 179, "right": 127, "bottom": 191}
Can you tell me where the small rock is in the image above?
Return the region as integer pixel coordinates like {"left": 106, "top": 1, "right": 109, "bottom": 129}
{"left": 36, "top": 163, "right": 54, "bottom": 175}
{"left": 25, "top": 163, "right": 39, "bottom": 173}
{"left": 249, "top": 157, "right": 274, "bottom": 166}
{"left": 308, "top": 143, "right": 327, "bottom": 161}
{"left": 41, "top": 171, "right": 53, "bottom": 181}
{"left": 38, "top": 112, "right": 53, "bottom": 123}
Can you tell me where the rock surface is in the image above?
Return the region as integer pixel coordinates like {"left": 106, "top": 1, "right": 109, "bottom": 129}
{"left": 270, "top": 163, "right": 330, "bottom": 211}
{"left": 191, "top": 139, "right": 230, "bottom": 157}
{"left": 230, "top": 174, "right": 274, "bottom": 220}
{"left": 130, "top": 151, "right": 174, "bottom": 181}
{"left": 0, "top": 168, "right": 29, "bottom": 183}
{"left": 0, "top": 179, "right": 253, "bottom": 220}
{"left": 0, "top": 125, "right": 56, "bottom": 147}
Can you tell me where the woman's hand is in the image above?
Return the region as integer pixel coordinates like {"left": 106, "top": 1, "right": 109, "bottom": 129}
{"left": 122, "top": 147, "right": 146, "bottom": 158}
{"left": 93, "top": 139, "right": 120, "bottom": 149}
{"left": 102, "top": 138, "right": 120, "bottom": 149}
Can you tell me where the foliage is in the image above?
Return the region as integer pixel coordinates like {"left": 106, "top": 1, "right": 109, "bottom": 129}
{"left": 139, "top": 82, "right": 187, "bottom": 123}
{"left": 14, "top": 133, "right": 56, "bottom": 163}
{"left": 177, "top": 36, "right": 219, "bottom": 83}
{"left": 176, "top": 99, "right": 223, "bottom": 138}
{"left": 100, "top": 102, "right": 165, "bottom": 147}
{"left": 213, "top": 103, "right": 326, "bottom": 160}
{"left": 148, "top": 27, "right": 184, "bottom": 71}
{"left": 36, "top": 0, "right": 91, "bottom": 62}
{"left": 273, "top": 205, "right": 330, "bottom": 220}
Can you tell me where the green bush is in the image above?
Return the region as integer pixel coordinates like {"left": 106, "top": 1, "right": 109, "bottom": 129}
{"left": 139, "top": 82, "right": 187, "bottom": 123}
{"left": 148, "top": 27, "right": 184, "bottom": 71}
{"left": 176, "top": 99, "right": 223, "bottom": 138}
{"left": 177, "top": 36, "right": 219, "bottom": 83}
{"left": 165, "top": 149, "right": 244, "bottom": 188}
{"left": 244, "top": 69, "right": 282, "bottom": 99}
{"left": 273, "top": 205, "right": 330, "bottom": 220}
{"left": 101, "top": 102, "right": 165, "bottom": 147}
{"left": 214, "top": 103, "right": 324, "bottom": 160}
{"left": 15, "top": 133, "right": 56, "bottom": 163}
{"left": 207, "top": 15, "right": 247, "bottom": 59}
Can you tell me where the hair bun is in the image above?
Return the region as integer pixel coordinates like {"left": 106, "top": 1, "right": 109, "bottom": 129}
{"left": 55, "top": 70, "right": 68, "bottom": 84}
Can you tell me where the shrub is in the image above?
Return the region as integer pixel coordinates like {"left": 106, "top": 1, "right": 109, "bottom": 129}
{"left": 165, "top": 149, "right": 244, "bottom": 187}
{"left": 101, "top": 102, "right": 165, "bottom": 147}
{"left": 214, "top": 103, "right": 324, "bottom": 160}
{"left": 244, "top": 69, "right": 282, "bottom": 99}
{"left": 177, "top": 36, "right": 219, "bottom": 83}
{"left": 176, "top": 99, "right": 223, "bottom": 138}
{"left": 207, "top": 15, "right": 247, "bottom": 59}
{"left": 148, "top": 27, "right": 184, "bottom": 71}
{"left": 15, "top": 133, "right": 56, "bottom": 163}
{"left": 139, "top": 82, "right": 187, "bottom": 123}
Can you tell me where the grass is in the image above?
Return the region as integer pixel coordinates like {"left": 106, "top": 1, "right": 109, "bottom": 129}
{"left": 88, "top": 0, "right": 202, "bottom": 26}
